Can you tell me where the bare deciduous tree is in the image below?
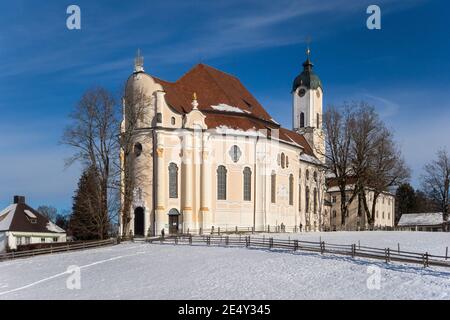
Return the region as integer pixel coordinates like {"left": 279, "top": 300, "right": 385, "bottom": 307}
{"left": 323, "top": 104, "right": 358, "bottom": 226}
{"left": 62, "top": 87, "right": 119, "bottom": 238}
{"left": 421, "top": 149, "right": 450, "bottom": 231}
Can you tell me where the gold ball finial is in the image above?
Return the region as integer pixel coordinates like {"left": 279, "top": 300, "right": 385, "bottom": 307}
{"left": 193, "top": 92, "right": 197, "bottom": 101}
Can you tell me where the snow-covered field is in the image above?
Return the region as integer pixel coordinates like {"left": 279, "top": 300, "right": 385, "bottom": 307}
{"left": 0, "top": 232, "right": 449, "bottom": 300}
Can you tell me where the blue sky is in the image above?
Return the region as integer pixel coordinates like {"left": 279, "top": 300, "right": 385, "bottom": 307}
{"left": 0, "top": 0, "right": 449, "bottom": 210}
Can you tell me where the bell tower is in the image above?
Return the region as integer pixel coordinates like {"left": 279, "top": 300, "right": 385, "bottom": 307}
{"left": 292, "top": 48, "right": 325, "bottom": 161}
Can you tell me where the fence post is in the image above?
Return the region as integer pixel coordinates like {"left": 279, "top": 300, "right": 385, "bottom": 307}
{"left": 321, "top": 241, "right": 325, "bottom": 254}
{"left": 397, "top": 243, "right": 400, "bottom": 254}
{"left": 446, "top": 247, "right": 448, "bottom": 260}
{"left": 226, "top": 236, "right": 229, "bottom": 246}
{"left": 175, "top": 236, "right": 178, "bottom": 245}
{"left": 199, "top": 227, "right": 202, "bottom": 235}
{"left": 423, "top": 252, "right": 429, "bottom": 268}
{"left": 269, "top": 238, "right": 273, "bottom": 249}
{"left": 351, "top": 244, "right": 355, "bottom": 258}
{"left": 189, "top": 234, "right": 192, "bottom": 245}
{"left": 268, "top": 225, "right": 270, "bottom": 233}
{"left": 211, "top": 226, "right": 214, "bottom": 235}
{"left": 218, "top": 227, "right": 221, "bottom": 236}
{"left": 252, "top": 226, "right": 255, "bottom": 234}
{"left": 207, "top": 236, "right": 210, "bottom": 246}
{"left": 294, "top": 240, "right": 299, "bottom": 251}
{"left": 385, "top": 248, "right": 390, "bottom": 263}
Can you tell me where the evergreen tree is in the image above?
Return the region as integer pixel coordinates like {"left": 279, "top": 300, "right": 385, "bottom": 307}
{"left": 70, "top": 166, "right": 109, "bottom": 240}
{"left": 395, "top": 183, "right": 416, "bottom": 223}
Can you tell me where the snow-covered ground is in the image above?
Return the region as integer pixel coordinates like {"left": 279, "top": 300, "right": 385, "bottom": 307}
{"left": 0, "top": 232, "right": 449, "bottom": 300}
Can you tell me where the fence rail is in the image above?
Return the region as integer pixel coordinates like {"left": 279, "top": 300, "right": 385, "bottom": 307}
{"left": 149, "top": 235, "right": 450, "bottom": 268}
{"left": 0, "top": 239, "right": 117, "bottom": 262}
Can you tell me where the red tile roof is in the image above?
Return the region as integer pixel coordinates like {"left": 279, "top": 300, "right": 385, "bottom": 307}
{"left": 150, "top": 63, "right": 316, "bottom": 157}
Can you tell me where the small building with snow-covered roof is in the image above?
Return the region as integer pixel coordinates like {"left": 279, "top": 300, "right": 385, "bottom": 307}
{"left": 0, "top": 196, "right": 66, "bottom": 252}
{"left": 397, "top": 212, "right": 447, "bottom": 232}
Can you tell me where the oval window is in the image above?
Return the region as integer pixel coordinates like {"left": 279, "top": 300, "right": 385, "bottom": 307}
{"left": 134, "top": 142, "right": 143, "bottom": 157}
{"left": 229, "top": 145, "right": 242, "bottom": 163}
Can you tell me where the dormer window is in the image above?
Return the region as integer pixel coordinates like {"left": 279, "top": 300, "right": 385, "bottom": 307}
{"left": 24, "top": 210, "right": 37, "bottom": 224}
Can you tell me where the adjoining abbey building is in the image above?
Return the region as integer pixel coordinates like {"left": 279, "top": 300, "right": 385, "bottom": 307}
{"left": 119, "top": 50, "right": 394, "bottom": 237}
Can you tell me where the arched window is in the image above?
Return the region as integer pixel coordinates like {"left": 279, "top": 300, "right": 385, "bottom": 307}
{"left": 286, "top": 156, "right": 289, "bottom": 168}
{"left": 300, "top": 112, "right": 305, "bottom": 128}
{"left": 313, "top": 188, "right": 318, "bottom": 214}
{"left": 298, "top": 184, "right": 302, "bottom": 212}
{"left": 243, "top": 167, "right": 252, "bottom": 201}
{"left": 313, "top": 171, "right": 318, "bottom": 182}
{"left": 134, "top": 142, "right": 143, "bottom": 157}
{"left": 281, "top": 153, "right": 285, "bottom": 168}
{"left": 168, "top": 163, "right": 178, "bottom": 198}
{"left": 171, "top": 117, "right": 175, "bottom": 125}
{"left": 306, "top": 169, "right": 310, "bottom": 180}
{"left": 289, "top": 174, "right": 294, "bottom": 206}
{"left": 271, "top": 171, "right": 276, "bottom": 203}
{"left": 217, "top": 165, "right": 227, "bottom": 200}
{"left": 305, "top": 186, "right": 310, "bottom": 213}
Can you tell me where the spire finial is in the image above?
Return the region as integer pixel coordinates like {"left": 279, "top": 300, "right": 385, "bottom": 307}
{"left": 305, "top": 35, "right": 312, "bottom": 59}
{"left": 134, "top": 49, "right": 144, "bottom": 73}
{"left": 192, "top": 92, "right": 199, "bottom": 110}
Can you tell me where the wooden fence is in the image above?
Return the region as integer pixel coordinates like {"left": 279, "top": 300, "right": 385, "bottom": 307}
{"left": 0, "top": 239, "right": 117, "bottom": 262}
{"left": 149, "top": 235, "right": 450, "bottom": 268}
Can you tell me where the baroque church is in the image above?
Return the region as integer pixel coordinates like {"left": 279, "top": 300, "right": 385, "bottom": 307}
{"left": 120, "top": 49, "right": 330, "bottom": 237}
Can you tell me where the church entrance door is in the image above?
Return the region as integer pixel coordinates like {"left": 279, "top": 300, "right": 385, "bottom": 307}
{"left": 168, "top": 208, "right": 180, "bottom": 234}
{"left": 134, "top": 207, "right": 145, "bottom": 237}
{"left": 169, "top": 215, "right": 179, "bottom": 234}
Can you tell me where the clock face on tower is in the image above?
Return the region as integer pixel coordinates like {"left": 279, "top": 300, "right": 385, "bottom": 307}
{"left": 299, "top": 89, "right": 306, "bottom": 97}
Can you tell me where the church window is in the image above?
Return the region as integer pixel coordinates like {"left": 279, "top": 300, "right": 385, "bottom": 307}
{"left": 171, "top": 117, "right": 175, "bottom": 125}
{"left": 281, "top": 153, "right": 286, "bottom": 168}
{"left": 289, "top": 174, "right": 294, "bottom": 206}
{"left": 168, "top": 163, "right": 178, "bottom": 198}
{"left": 156, "top": 112, "right": 162, "bottom": 123}
{"left": 306, "top": 169, "right": 310, "bottom": 180}
{"left": 300, "top": 112, "right": 305, "bottom": 128}
{"left": 243, "top": 167, "right": 252, "bottom": 201}
{"left": 305, "top": 186, "right": 310, "bottom": 213}
{"left": 271, "top": 171, "right": 276, "bottom": 203}
{"left": 298, "top": 185, "right": 302, "bottom": 212}
{"left": 286, "top": 156, "right": 289, "bottom": 168}
{"left": 313, "top": 171, "right": 318, "bottom": 182}
{"left": 134, "top": 142, "right": 143, "bottom": 157}
{"left": 229, "top": 145, "right": 242, "bottom": 163}
{"left": 217, "top": 166, "right": 227, "bottom": 200}
{"left": 382, "top": 212, "right": 385, "bottom": 219}
{"left": 313, "top": 188, "right": 318, "bottom": 214}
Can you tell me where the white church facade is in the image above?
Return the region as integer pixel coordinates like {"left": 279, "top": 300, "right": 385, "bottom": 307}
{"left": 119, "top": 50, "right": 329, "bottom": 237}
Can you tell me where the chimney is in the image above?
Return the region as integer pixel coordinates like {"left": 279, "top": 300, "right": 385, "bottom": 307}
{"left": 13, "top": 195, "right": 25, "bottom": 204}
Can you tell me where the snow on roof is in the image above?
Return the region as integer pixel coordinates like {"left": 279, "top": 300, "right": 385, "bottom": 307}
{"left": 46, "top": 221, "right": 65, "bottom": 233}
{"left": 398, "top": 213, "right": 444, "bottom": 227}
{"left": 24, "top": 209, "right": 37, "bottom": 219}
{"left": 211, "top": 103, "right": 244, "bottom": 113}
{"left": 0, "top": 204, "right": 16, "bottom": 231}
{"left": 299, "top": 153, "right": 322, "bottom": 165}
{"left": 214, "top": 125, "right": 265, "bottom": 137}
